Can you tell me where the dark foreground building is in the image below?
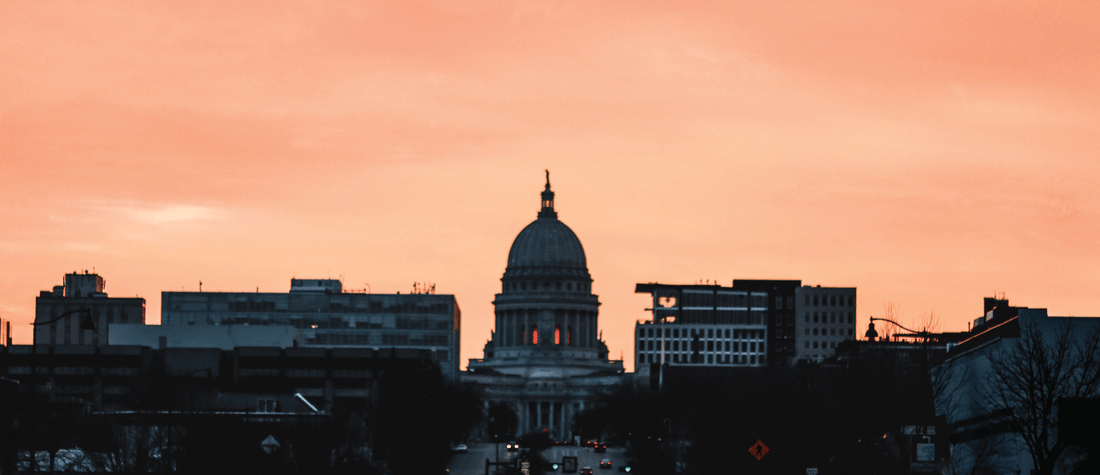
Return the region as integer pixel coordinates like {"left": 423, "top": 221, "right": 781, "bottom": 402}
{"left": 0, "top": 344, "right": 453, "bottom": 474}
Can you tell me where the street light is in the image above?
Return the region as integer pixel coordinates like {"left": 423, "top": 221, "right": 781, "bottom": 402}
{"left": 31, "top": 307, "right": 96, "bottom": 331}
{"left": 865, "top": 316, "right": 929, "bottom": 342}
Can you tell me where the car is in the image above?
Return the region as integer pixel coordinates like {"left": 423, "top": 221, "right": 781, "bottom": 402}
{"left": 594, "top": 444, "right": 607, "bottom": 453}
{"left": 580, "top": 468, "right": 594, "bottom": 475}
{"left": 599, "top": 459, "right": 612, "bottom": 469}
{"left": 506, "top": 441, "right": 519, "bottom": 451}
{"left": 452, "top": 444, "right": 468, "bottom": 453}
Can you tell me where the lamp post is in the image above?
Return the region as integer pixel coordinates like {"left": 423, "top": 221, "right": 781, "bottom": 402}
{"left": 24, "top": 308, "right": 95, "bottom": 472}
{"left": 865, "top": 317, "right": 929, "bottom": 343}
{"left": 31, "top": 307, "right": 97, "bottom": 343}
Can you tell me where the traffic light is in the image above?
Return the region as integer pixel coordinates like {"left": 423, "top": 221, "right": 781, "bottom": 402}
{"left": 618, "top": 465, "right": 632, "bottom": 472}
{"left": 548, "top": 462, "right": 560, "bottom": 470}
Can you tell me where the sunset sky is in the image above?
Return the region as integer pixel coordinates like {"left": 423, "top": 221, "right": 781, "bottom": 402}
{"left": 3, "top": 1, "right": 1099, "bottom": 371}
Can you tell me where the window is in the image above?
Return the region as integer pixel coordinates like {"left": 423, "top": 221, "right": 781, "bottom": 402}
{"left": 257, "top": 399, "right": 279, "bottom": 413}
{"left": 813, "top": 341, "right": 819, "bottom": 349}
{"left": 831, "top": 296, "right": 836, "bottom": 306}
{"left": 532, "top": 326, "right": 539, "bottom": 345}
{"left": 813, "top": 313, "right": 819, "bottom": 323}
{"left": 848, "top": 313, "right": 853, "bottom": 323}
{"left": 707, "top": 354, "right": 713, "bottom": 364}
{"left": 813, "top": 296, "right": 819, "bottom": 306}
{"left": 555, "top": 326, "right": 561, "bottom": 345}
{"left": 812, "top": 328, "right": 818, "bottom": 336}
{"left": 805, "top": 295, "right": 810, "bottom": 305}
{"left": 775, "top": 296, "right": 782, "bottom": 309}
{"left": 725, "top": 341, "right": 730, "bottom": 351}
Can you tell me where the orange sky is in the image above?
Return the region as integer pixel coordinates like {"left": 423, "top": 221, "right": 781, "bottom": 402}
{"left": 3, "top": 1, "right": 1099, "bottom": 371}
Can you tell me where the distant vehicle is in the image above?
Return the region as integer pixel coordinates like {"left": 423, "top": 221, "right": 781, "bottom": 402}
{"left": 600, "top": 459, "right": 612, "bottom": 469}
{"left": 506, "top": 441, "right": 519, "bottom": 451}
{"left": 594, "top": 444, "right": 607, "bottom": 453}
{"left": 453, "top": 444, "right": 468, "bottom": 453}
{"left": 585, "top": 439, "right": 599, "bottom": 447}
{"left": 580, "top": 467, "right": 594, "bottom": 475}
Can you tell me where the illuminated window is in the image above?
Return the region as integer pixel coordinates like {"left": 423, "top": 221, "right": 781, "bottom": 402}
{"left": 532, "top": 326, "right": 539, "bottom": 345}
{"left": 567, "top": 330, "right": 572, "bottom": 345}
{"left": 554, "top": 326, "right": 561, "bottom": 345}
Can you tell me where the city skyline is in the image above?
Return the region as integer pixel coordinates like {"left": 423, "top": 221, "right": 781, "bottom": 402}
{"left": 3, "top": 1, "right": 1099, "bottom": 372}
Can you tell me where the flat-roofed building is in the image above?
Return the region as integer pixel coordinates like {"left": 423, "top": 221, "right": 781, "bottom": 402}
{"left": 34, "top": 271, "right": 146, "bottom": 346}
{"left": 109, "top": 323, "right": 305, "bottom": 350}
{"left": 635, "top": 283, "right": 770, "bottom": 369}
{"left": 161, "top": 279, "right": 460, "bottom": 380}
{"left": 794, "top": 285, "right": 857, "bottom": 363}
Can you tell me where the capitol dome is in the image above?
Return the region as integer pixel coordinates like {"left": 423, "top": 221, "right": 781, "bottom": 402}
{"left": 503, "top": 175, "right": 590, "bottom": 278}
{"left": 506, "top": 218, "right": 587, "bottom": 272}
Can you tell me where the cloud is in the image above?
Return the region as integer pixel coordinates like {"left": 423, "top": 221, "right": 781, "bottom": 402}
{"left": 95, "top": 203, "right": 227, "bottom": 225}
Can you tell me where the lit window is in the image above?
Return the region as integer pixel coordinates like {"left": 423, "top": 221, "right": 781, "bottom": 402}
{"left": 555, "top": 326, "right": 561, "bottom": 345}
{"left": 532, "top": 326, "right": 538, "bottom": 345}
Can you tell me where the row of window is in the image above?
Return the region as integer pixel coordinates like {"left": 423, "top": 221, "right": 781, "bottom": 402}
{"left": 505, "top": 281, "right": 590, "bottom": 293}
{"left": 638, "top": 353, "right": 760, "bottom": 365}
{"left": 805, "top": 312, "right": 854, "bottom": 324}
{"left": 310, "top": 332, "right": 452, "bottom": 347}
{"left": 639, "top": 328, "right": 765, "bottom": 340}
{"left": 805, "top": 328, "right": 855, "bottom": 337}
{"left": 805, "top": 294, "right": 854, "bottom": 307}
{"left": 805, "top": 340, "right": 842, "bottom": 350}
{"left": 639, "top": 339, "right": 763, "bottom": 352}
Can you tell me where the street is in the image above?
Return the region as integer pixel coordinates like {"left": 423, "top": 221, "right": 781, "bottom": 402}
{"left": 447, "top": 443, "right": 630, "bottom": 475}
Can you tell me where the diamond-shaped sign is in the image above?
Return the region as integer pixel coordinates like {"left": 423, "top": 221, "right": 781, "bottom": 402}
{"left": 749, "top": 439, "right": 769, "bottom": 460}
{"left": 260, "top": 435, "right": 280, "bottom": 455}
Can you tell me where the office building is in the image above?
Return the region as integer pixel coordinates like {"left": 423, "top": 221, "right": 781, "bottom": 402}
{"left": 34, "top": 271, "right": 146, "bottom": 346}
{"left": 635, "top": 281, "right": 856, "bottom": 368}
{"left": 161, "top": 279, "right": 461, "bottom": 380}
{"left": 634, "top": 283, "right": 770, "bottom": 368}
{"left": 794, "top": 285, "right": 857, "bottom": 363}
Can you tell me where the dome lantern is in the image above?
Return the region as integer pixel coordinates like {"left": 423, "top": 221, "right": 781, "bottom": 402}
{"left": 539, "top": 169, "right": 557, "bottom": 219}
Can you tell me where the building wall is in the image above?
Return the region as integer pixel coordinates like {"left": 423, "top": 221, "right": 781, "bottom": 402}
{"left": 793, "top": 286, "right": 857, "bottom": 363}
{"left": 161, "top": 284, "right": 461, "bottom": 380}
{"left": 109, "top": 323, "right": 304, "bottom": 350}
{"left": 34, "top": 272, "right": 146, "bottom": 346}
{"left": 935, "top": 308, "right": 1100, "bottom": 475}
{"left": 635, "top": 323, "right": 767, "bottom": 367}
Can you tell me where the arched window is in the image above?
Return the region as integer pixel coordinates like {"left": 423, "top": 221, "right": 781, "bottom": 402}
{"left": 532, "top": 326, "right": 539, "bottom": 345}
{"left": 555, "top": 326, "right": 561, "bottom": 345}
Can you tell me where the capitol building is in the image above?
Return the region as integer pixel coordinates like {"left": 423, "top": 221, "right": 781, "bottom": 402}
{"left": 464, "top": 174, "right": 626, "bottom": 441}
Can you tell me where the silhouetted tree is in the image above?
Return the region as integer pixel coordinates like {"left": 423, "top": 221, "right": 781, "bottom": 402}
{"left": 984, "top": 319, "right": 1100, "bottom": 475}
